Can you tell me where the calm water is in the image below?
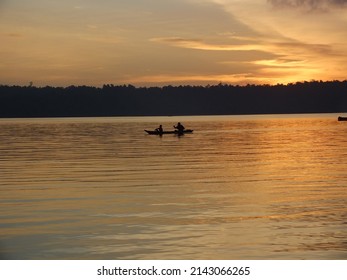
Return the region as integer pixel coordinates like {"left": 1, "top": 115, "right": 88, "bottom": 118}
{"left": 0, "top": 114, "right": 346, "bottom": 260}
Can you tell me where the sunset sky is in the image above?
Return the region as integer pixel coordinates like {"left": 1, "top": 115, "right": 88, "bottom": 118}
{"left": 1, "top": 0, "right": 347, "bottom": 86}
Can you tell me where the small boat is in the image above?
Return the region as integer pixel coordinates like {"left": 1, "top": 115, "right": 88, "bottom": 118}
{"left": 338, "top": 116, "right": 347, "bottom": 121}
{"left": 145, "top": 129, "right": 193, "bottom": 135}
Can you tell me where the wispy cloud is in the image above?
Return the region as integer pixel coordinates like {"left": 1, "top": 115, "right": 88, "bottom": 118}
{"left": 151, "top": 36, "right": 333, "bottom": 57}
{"left": 268, "top": 0, "right": 347, "bottom": 11}
{"left": 150, "top": 31, "right": 342, "bottom": 84}
{"left": 252, "top": 58, "right": 306, "bottom": 68}
{"left": 3, "top": 33, "right": 23, "bottom": 38}
{"left": 202, "top": 0, "right": 347, "bottom": 83}
{"left": 150, "top": 37, "right": 263, "bottom": 51}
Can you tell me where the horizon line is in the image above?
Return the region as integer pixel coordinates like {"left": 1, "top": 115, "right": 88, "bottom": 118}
{"left": 2, "top": 79, "right": 347, "bottom": 89}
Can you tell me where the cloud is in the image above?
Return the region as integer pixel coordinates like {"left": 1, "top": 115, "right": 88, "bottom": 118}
{"left": 203, "top": 0, "right": 347, "bottom": 82}
{"left": 253, "top": 58, "right": 306, "bottom": 68}
{"left": 150, "top": 37, "right": 263, "bottom": 51}
{"left": 3, "top": 33, "right": 23, "bottom": 38}
{"left": 268, "top": 0, "right": 347, "bottom": 11}
{"left": 150, "top": 36, "right": 333, "bottom": 57}
{"left": 149, "top": 32, "right": 342, "bottom": 85}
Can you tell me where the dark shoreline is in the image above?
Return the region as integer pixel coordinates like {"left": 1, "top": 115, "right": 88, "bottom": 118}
{"left": 1, "top": 81, "right": 347, "bottom": 118}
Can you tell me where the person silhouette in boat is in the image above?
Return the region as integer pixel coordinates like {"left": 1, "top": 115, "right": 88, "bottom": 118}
{"left": 174, "top": 122, "right": 185, "bottom": 134}
{"left": 155, "top": 125, "right": 163, "bottom": 134}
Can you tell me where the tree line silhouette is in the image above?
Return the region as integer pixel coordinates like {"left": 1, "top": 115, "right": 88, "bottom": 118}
{"left": 0, "top": 80, "right": 347, "bottom": 117}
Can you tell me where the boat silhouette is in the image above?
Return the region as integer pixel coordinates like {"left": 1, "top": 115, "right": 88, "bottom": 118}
{"left": 144, "top": 129, "right": 193, "bottom": 135}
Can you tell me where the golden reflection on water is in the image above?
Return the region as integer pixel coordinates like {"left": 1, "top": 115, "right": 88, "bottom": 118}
{"left": 0, "top": 115, "right": 346, "bottom": 259}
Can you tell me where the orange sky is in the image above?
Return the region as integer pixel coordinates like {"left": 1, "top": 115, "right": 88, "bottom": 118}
{"left": 1, "top": 0, "right": 347, "bottom": 86}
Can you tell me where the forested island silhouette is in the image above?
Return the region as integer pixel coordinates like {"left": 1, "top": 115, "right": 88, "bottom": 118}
{"left": 1, "top": 80, "right": 347, "bottom": 117}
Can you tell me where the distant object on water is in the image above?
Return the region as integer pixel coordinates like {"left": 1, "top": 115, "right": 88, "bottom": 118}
{"left": 144, "top": 129, "right": 193, "bottom": 135}
{"left": 338, "top": 116, "right": 347, "bottom": 121}
{"left": 146, "top": 122, "right": 192, "bottom": 135}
